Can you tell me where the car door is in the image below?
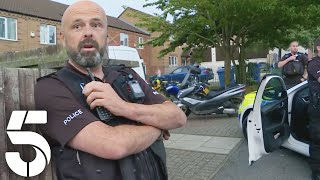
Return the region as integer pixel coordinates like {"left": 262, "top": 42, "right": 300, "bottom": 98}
{"left": 247, "top": 75, "right": 290, "bottom": 165}
{"left": 171, "top": 67, "right": 184, "bottom": 82}
{"left": 178, "top": 67, "right": 189, "bottom": 82}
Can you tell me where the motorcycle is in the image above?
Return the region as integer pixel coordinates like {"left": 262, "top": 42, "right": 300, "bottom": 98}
{"left": 152, "top": 74, "right": 198, "bottom": 101}
{"left": 175, "top": 67, "right": 246, "bottom": 117}
{"left": 151, "top": 78, "right": 178, "bottom": 97}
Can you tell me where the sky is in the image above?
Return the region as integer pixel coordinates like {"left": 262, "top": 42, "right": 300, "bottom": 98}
{"left": 52, "top": 0, "right": 162, "bottom": 18}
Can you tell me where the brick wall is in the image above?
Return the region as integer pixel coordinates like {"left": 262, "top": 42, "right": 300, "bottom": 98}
{"left": 119, "top": 8, "right": 183, "bottom": 75}
{"left": 107, "top": 27, "right": 152, "bottom": 75}
{"left": 0, "top": 11, "right": 61, "bottom": 53}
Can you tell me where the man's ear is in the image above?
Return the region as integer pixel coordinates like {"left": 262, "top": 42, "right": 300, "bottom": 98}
{"left": 60, "top": 31, "right": 66, "bottom": 47}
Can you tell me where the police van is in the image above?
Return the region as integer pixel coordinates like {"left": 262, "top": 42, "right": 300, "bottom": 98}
{"left": 107, "top": 46, "right": 147, "bottom": 80}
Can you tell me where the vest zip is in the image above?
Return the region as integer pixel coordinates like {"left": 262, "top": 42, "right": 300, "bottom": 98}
{"left": 76, "top": 151, "right": 81, "bottom": 165}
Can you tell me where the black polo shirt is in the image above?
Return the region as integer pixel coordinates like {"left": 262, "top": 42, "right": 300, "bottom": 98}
{"left": 34, "top": 62, "right": 167, "bottom": 180}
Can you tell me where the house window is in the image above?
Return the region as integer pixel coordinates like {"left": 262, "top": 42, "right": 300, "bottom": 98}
{"left": 40, "top": 24, "right": 56, "bottom": 45}
{"left": 169, "top": 56, "right": 178, "bottom": 67}
{"left": 0, "top": 16, "right": 17, "bottom": 41}
{"left": 120, "top": 33, "right": 129, "bottom": 46}
{"left": 137, "top": 37, "right": 144, "bottom": 49}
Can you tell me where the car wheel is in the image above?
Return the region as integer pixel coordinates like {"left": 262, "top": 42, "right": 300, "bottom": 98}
{"left": 242, "top": 116, "right": 248, "bottom": 140}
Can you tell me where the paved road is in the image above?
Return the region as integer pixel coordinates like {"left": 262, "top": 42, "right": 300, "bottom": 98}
{"left": 167, "top": 114, "right": 312, "bottom": 180}
{"left": 212, "top": 141, "right": 311, "bottom": 180}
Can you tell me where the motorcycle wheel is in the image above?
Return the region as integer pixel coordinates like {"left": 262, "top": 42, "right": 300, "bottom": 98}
{"left": 180, "top": 105, "right": 191, "bottom": 117}
{"left": 227, "top": 98, "right": 243, "bottom": 117}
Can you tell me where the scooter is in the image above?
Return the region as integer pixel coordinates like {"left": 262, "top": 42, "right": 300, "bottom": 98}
{"left": 175, "top": 67, "right": 246, "bottom": 116}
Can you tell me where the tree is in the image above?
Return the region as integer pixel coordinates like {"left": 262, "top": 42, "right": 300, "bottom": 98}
{"left": 139, "top": 0, "right": 320, "bottom": 87}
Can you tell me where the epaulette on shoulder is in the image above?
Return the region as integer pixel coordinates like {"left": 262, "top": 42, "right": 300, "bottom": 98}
{"left": 103, "top": 64, "right": 135, "bottom": 75}
{"left": 284, "top": 53, "right": 291, "bottom": 58}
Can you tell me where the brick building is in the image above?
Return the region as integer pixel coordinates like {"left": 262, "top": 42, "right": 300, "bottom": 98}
{"left": 106, "top": 16, "right": 152, "bottom": 75}
{"left": 119, "top": 7, "right": 183, "bottom": 75}
{"left": 0, "top": 0, "right": 154, "bottom": 75}
{"left": 0, "top": 0, "right": 65, "bottom": 52}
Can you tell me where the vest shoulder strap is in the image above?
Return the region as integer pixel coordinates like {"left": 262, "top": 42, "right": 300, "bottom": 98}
{"left": 103, "top": 64, "right": 135, "bottom": 84}
{"left": 55, "top": 67, "right": 91, "bottom": 108}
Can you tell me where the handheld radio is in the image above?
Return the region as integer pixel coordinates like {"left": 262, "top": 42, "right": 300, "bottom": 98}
{"left": 86, "top": 68, "right": 114, "bottom": 122}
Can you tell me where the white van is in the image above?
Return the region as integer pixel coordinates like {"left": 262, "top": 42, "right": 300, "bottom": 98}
{"left": 107, "top": 46, "right": 146, "bottom": 80}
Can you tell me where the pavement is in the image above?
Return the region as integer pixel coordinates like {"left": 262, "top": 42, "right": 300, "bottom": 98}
{"left": 170, "top": 114, "right": 243, "bottom": 138}
{"left": 165, "top": 114, "right": 312, "bottom": 180}
{"left": 165, "top": 134, "right": 241, "bottom": 154}
{"left": 165, "top": 114, "right": 243, "bottom": 180}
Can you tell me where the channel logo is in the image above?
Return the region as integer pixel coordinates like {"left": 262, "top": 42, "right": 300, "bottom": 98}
{"left": 5, "top": 111, "right": 51, "bottom": 177}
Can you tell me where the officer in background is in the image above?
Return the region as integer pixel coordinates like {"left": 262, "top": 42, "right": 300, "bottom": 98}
{"left": 308, "top": 38, "right": 320, "bottom": 180}
{"left": 278, "top": 41, "right": 309, "bottom": 88}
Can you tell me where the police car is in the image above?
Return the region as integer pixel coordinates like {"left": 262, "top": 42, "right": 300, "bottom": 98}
{"left": 238, "top": 74, "right": 310, "bottom": 164}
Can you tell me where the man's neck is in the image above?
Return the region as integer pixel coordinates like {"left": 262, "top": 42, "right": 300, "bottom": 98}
{"left": 291, "top": 51, "right": 297, "bottom": 55}
{"left": 68, "top": 60, "right": 104, "bottom": 79}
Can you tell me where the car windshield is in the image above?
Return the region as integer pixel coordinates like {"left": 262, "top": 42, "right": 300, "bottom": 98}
{"left": 172, "top": 68, "right": 183, "bottom": 74}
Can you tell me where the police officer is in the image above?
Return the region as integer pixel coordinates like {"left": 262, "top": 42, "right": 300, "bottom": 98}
{"left": 278, "top": 41, "right": 309, "bottom": 88}
{"left": 34, "top": 1, "right": 186, "bottom": 179}
{"left": 308, "top": 38, "right": 320, "bottom": 180}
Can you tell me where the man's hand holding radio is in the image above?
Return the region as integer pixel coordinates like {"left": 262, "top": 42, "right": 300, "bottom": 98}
{"left": 82, "top": 80, "right": 186, "bottom": 131}
{"left": 287, "top": 55, "right": 297, "bottom": 62}
{"left": 83, "top": 81, "right": 127, "bottom": 117}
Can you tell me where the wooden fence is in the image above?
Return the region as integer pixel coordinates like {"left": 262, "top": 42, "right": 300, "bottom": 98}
{"left": 0, "top": 68, "right": 57, "bottom": 180}
{"left": 0, "top": 46, "right": 62, "bottom": 62}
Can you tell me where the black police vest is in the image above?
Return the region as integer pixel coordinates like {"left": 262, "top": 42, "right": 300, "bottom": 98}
{"left": 308, "top": 58, "right": 320, "bottom": 104}
{"left": 43, "top": 65, "right": 167, "bottom": 180}
{"left": 282, "top": 52, "right": 305, "bottom": 76}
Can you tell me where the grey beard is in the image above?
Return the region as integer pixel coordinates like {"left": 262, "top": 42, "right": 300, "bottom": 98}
{"left": 67, "top": 49, "right": 104, "bottom": 68}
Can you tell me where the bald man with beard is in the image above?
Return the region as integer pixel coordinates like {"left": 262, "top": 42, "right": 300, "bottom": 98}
{"left": 34, "top": 1, "right": 186, "bottom": 179}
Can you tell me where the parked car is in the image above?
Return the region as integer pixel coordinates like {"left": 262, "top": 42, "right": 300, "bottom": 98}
{"left": 160, "top": 66, "right": 214, "bottom": 83}
{"left": 238, "top": 75, "right": 310, "bottom": 164}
